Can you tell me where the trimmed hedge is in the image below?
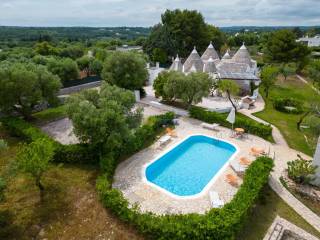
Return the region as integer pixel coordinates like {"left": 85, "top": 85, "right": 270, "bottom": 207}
{"left": 97, "top": 156, "right": 274, "bottom": 240}
{"left": 273, "top": 98, "right": 303, "bottom": 114}
{"left": 0, "top": 117, "right": 98, "bottom": 164}
{"left": 189, "top": 106, "right": 273, "bottom": 141}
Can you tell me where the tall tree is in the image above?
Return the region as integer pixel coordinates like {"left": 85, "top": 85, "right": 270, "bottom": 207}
{"left": 0, "top": 63, "right": 62, "bottom": 119}
{"left": 307, "top": 60, "right": 320, "bottom": 89}
{"left": 102, "top": 51, "right": 148, "bottom": 90}
{"left": 260, "top": 66, "right": 279, "bottom": 98}
{"left": 16, "top": 138, "right": 55, "bottom": 201}
{"left": 47, "top": 57, "right": 80, "bottom": 83}
{"left": 66, "top": 83, "right": 142, "bottom": 156}
{"left": 264, "top": 30, "right": 310, "bottom": 64}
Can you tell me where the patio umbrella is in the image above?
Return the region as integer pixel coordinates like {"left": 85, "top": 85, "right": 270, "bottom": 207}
{"left": 226, "top": 107, "right": 236, "bottom": 129}
{"left": 313, "top": 136, "right": 320, "bottom": 186}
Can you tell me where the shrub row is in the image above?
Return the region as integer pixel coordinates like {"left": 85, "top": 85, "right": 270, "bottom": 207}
{"left": 0, "top": 117, "right": 98, "bottom": 164}
{"left": 97, "top": 156, "right": 274, "bottom": 240}
{"left": 273, "top": 97, "right": 303, "bottom": 114}
{"left": 189, "top": 106, "right": 273, "bottom": 141}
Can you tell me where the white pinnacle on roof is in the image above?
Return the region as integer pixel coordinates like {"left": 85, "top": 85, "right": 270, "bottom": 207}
{"left": 222, "top": 49, "right": 231, "bottom": 60}
{"left": 169, "top": 54, "right": 183, "bottom": 72}
{"left": 183, "top": 47, "right": 204, "bottom": 73}
{"left": 232, "top": 42, "right": 252, "bottom": 66}
{"left": 204, "top": 57, "right": 217, "bottom": 73}
{"left": 201, "top": 41, "right": 220, "bottom": 62}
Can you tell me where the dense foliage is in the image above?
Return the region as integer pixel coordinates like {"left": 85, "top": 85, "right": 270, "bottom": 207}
{"left": 153, "top": 71, "right": 212, "bottom": 107}
{"left": 47, "top": 57, "right": 80, "bottom": 83}
{"left": 287, "top": 155, "right": 317, "bottom": 185}
{"left": 306, "top": 60, "right": 320, "bottom": 89}
{"left": 0, "top": 62, "right": 62, "bottom": 118}
{"left": 66, "top": 83, "right": 142, "bottom": 157}
{"left": 260, "top": 66, "right": 279, "bottom": 98}
{"left": 144, "top": 9, "right": 226, "bottom": 59}
{"left": 218, "top": 80, "right": 240, "bottom": 111}
{"left": 97, "top": 156, "right": 274, "bottom": 240}
{"left": 273, "top": 98, "right": 303, "bottom": 114}
{"left": 189, "top": 106, "right": 273, "bottom": 141}
{"left": 102, "top": 52, "right": 148, "bottom": 90}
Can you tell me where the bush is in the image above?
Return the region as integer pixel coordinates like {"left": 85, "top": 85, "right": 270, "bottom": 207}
{"left": 54, "top": 144, "right": 98, "bottom": 164}
{"left": 273, "top": 98, "right": 303, "bottom": 114}
{"left": 0, "top": 139, "right": 8, "bottom": 152}
{"left": 189, "top": 106, "right": 273, "bottom": 141}
{"left": 97, "top": 156, "right": 274, "bottom": 240}
{"left": 287, "top": 155, "right": 317, "bottom": 184}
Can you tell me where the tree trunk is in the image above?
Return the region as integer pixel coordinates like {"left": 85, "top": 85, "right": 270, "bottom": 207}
{"left": 297, "top": 111, "right": 310, "bottom": 131}
{"left": 227, "top": 90, "right": 237, "bottom": 113}
{"left": 35, "top": 177, "right": 45, "bottom": 202}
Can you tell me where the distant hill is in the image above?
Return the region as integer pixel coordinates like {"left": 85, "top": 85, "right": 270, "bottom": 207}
{"left": 220, "top": 26, "right": 320, "bottom": 34}
{"left": 0, "top": 26, "right": 151, "bottom": 42}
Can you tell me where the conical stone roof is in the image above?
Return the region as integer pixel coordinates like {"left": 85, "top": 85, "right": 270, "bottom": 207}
{"left": 204, "top": 57, "right": 217, "bottom": 73}
{"left": 201, "top": 42, "right": 220, "bottom": 62}
{"left": 169, "top": 55, "right": 183, "bottom": 72}
{"left": 183, "top": 47, "right": 204, "bottom": 73}
{"left": 232, "top": 43, "right": 252, "bottom": 66}
{"left": 222, "top": 50, "right": 231, "bottom": 60}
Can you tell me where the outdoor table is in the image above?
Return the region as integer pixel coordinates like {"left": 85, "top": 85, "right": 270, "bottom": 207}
{"left": 234, "top": 128, "right": 245, "bottom": 138}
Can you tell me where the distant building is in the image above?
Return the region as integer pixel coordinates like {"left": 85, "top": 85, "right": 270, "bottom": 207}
{"left": 116, "top": 45, "right": 143, "bottom": 52}
{"left": 169, "top": 42, "right": 260, "bottom": 94}
{"left": 297, "top": 35, "right": 320, "bottom": 47}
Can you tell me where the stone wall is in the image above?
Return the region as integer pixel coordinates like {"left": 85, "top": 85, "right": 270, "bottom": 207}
{"left": 58, "top": 81, "right": 101, "bottom": 96}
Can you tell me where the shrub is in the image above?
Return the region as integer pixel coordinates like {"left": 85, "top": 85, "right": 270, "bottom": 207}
{"left": 273, "top": 98, "right": 303, "bottom": 114}
{"left": 54, "top": 144, "right": 98, "bottom": 164}
{"left": 189, "top": 106, "right": 273, "bottom": 141}
{"left": 287, "top": 155, "right": 317, "bottom": 184}
{"left": 0, "top": 177, "right": 6, "bottom": 202}
{"left": 97, "top": 156, "right": 274, "bottom": 240}
{"left": 0, "top": 139, "right": 8, "bottom": 152}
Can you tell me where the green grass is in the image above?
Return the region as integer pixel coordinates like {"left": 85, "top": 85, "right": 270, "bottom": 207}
{"left": 254, "top": 76, "right": 320, "bottom": 156}
{"left": 32, "top": 105, "right": 67, "bottom": 125}
{"left": 238, "top": 186, "right": 320, "bottom": 240}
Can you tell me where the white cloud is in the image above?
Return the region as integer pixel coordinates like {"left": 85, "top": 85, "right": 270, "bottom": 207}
{"left": 0, "top": 0, "right": 319, "bottom": 26}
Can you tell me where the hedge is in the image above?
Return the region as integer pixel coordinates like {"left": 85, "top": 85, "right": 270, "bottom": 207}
{"left": 0, "top": 117, "right": 98, "bottom": 164}
{"left": 97, "top": 156, "right": 274, "bottom": 240}
{"left": 273, "top": 98, "right": 303, "bottom": 114}
{"left": 189, "top": 106, "right": 273, "bottom": 141}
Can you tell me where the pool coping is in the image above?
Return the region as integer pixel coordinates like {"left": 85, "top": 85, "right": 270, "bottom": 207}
{"left": 141, "top": 134, "right": 240, "bottom": 200}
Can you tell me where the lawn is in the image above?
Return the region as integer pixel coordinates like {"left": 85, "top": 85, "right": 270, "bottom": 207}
{"left": 0, "top": 126, "right": 142, "bottom": 240}
{"left": 238, "top": 186, "right": 320, "bottom": 240}
{"left": 254, "top": 75, "right": 320, "bottom": 156}
{"left": 32, "top": 105, "right": 67, "bottom": 125}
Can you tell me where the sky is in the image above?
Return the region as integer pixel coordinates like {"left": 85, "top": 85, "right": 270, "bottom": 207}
{"left": 0, "top": 0, "right": 319, "bottom": 27}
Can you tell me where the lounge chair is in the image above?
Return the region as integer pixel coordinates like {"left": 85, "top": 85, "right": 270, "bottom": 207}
{"left": 201, "top": 122, "right": 220, "bottom": 131}
{"left": 239, "top": 157, "right": 251, "bottom": 166}
{"left": 230, "top": 161, "right": 246, "bottom": 177}
{"left": 250, "top": 147, "right": 266, "bottom": 157}
{"left": 159, "top": 135, "right": 171, "bottom": 146}
{"left": 226, "top": 174, "right": 239, "bottom": 187}
{"left": 209, "top": 191, "right": 224, "bottom": 208}
{"left": 166, "top": 128, "right": 177, "bottom": 137}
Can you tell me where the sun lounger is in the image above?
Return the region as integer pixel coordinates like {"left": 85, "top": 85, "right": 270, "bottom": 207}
{"left": 250, "top": 147, "right": 266, "bottom": 157}
{"left": 230, "top": 161, "right": 246, "bottom": 176}
{"left": 166, "top": 128, "right": 177, "bottom": 137}
{"left": 209, "top": 191, "right": 224, "bottom": 208}
{"left": 159, "top": 135, "right": 171, "bottom": 146}
{"left": 201, "top": 122, "right": 220, "bottom": 131}
{"left": 226, "top": 174, "right": 239, "bottom": 187}
{"left": 239, "top": 157, "right": 251, "bottom": 166}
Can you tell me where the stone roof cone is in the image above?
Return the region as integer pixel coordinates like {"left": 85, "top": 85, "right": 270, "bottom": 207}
{"left": 201, "top": 41, "right": 220, "bottom": 62}
{"left": 204, "top": 57, "right": 217, "bottom": 73}
{"left": 232, "top": 42, "right": 252, "bottom": 66}
{"left": 222, "top": 49, "right": 231, "bottom": 60}
{"left": 169, "top": 54, "right": 183, "bottom": 72}
{"left": 183, "top": 47, "right": 204, "bottom": 73}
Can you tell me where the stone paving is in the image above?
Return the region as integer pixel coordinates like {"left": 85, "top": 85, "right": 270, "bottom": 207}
{"left": 113, "top": 109, "right": 272, "bottom": 214}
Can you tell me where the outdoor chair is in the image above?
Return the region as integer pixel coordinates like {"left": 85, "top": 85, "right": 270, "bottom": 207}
{"left": 209, "top": 191, "right": 224, "bottom": 208}
{"left": 250, "top": 147, "right": 266, "bottom": 157}
{"left": 226, "top": 174, "right": 239, "bottom": 187}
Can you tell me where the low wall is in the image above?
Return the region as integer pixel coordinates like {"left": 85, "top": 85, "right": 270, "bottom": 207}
{"left": 58, "top": 81, "right": 101, "bottom": 96}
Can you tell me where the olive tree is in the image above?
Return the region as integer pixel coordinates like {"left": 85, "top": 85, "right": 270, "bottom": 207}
{"left": 66, "top": 83, "right": 142, "bottom": 157}
{"left": 16, "top": 138, "right": 55, "bottom": 201}
{"left": 260, "top": 66, "right": 279, "bottom": 98}
{"left": 0, "top": 62, "right": 62, "bottom": 119}
{"left": 218, "top": 80, "right": 240, "bottom": 112}
{"left": 102, "top": 51, "right": 148, "bottom": 90}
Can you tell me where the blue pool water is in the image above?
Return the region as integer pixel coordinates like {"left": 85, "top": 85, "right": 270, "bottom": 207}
{"left": 145, "top": 135, "right": 237, "bottom": 196}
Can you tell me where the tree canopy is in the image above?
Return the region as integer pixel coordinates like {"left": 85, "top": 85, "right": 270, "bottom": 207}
{"left": 66, "top": 83, "right": 142, "bottom": 155}
{"left": 260, "top": 66, "right": 279, "bottom": 98}
{"left": 264, "top": 30, "right": 310, "bottom": 64}
{"left": 0, "top": 62, "right": 62, "bottom": 118}
{"left": 144, "top": 9, "right": 226, "bottom": 59}
{"left": 47, "top": 57, "right": 80, "bottom": 83}
{"left": 101, "top": 51, "right": 148, "bottom": 90}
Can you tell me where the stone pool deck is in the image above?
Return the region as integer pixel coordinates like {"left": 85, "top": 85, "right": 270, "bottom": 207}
{"left": 113, "top": 115, "right": 273, "bottom": 214}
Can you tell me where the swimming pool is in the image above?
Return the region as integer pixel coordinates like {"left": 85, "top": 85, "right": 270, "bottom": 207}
{"left": 145, "top": 135, "right": 237, "bottom": 197}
